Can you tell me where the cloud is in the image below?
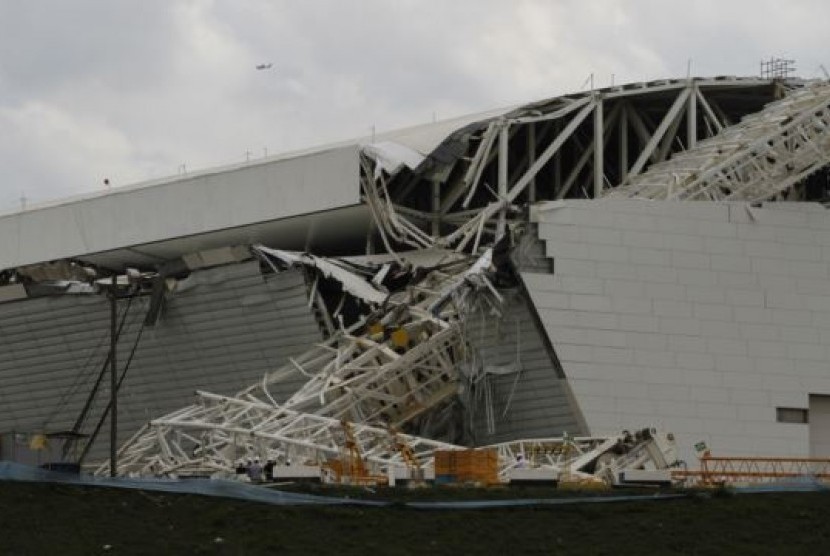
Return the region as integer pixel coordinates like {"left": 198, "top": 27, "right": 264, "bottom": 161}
{"left": 0, "top": 0, "right": 828, "bottom": 211}
{"left": 0, "top": 1, "right": 177, "bottom": 97}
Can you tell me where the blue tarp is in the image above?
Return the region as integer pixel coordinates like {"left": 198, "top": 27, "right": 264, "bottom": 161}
{"left": 0, "top": 461, "right": 383, "bottom": 507}
{"left": 406, "top": 493, "right": 686, "bottom": 509}
{"left": 730, "top": 476, "right": 830, "bottom": 494}
{"left": 2, "top": 461, "right": 826, "bottom": 509}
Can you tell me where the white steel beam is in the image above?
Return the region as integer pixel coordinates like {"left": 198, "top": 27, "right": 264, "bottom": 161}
{"left": 687, "top": 82, "right": 698, "bottom": 149}
{"left": 610, "top": 81, "right": 830, "bottom": 202}
{"left": 509, "top": 96, "right": 592, "bottom": 125}
{"left": 527, "top": 123, "right": 537, "bottom": 202}
{"left": 556, "top": 103, "right": 622, "bottom": 200}
{"left": 593, "top": 95, "right": 604, "bottom": 197}
{"left": 446, "top": 100, "right": 596, "bottom": 250}
{"left": 619, "top": 103, "right": 629, "bottom": 182}
{"left": 696, "top": 88, "right": 724, "bottom": 134}
{"left": 626, "top": 87, "right": 692, "bottom": 179}
{"left": 100, "top": 249, "right": 501, "bottom": 477}
{"left": 497, "top": 124, "right": 509, "bottom": 239}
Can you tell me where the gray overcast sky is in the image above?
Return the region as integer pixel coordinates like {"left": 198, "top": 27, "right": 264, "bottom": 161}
{"left": 1, "top": 0, "right": 827, "bottom": 211}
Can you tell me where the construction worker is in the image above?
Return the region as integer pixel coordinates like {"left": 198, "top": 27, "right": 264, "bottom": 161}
{"left": 247, "top": 458, "right": 262, "bottom": 483}
{"left": 235, "top": 459, "right": 247, "bottom": 479}
{"left": 264, "top": 459, "right": 275, "bottom": 482}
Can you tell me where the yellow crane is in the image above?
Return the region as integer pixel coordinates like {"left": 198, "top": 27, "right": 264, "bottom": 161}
{"left": 388, "top": 426, "right": 425, "bottom": 486}
{"left": 325, "top": 420, "right": 386, "bottom": 486}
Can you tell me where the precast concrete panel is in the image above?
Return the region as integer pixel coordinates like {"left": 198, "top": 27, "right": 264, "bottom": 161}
{"left": 526, "top": 199, "right": 830, "bottom": 463}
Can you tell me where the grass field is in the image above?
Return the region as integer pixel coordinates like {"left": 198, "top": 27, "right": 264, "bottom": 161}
{"left": 1, "top": 481, "right": 829, "bottom": 555}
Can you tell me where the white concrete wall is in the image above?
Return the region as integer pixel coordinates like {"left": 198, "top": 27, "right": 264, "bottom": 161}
{"left": 525, "top": 199, "right": 830, "bottom": 463}
{"left": 0, "top": 145, "right": 360, "bottom": 270}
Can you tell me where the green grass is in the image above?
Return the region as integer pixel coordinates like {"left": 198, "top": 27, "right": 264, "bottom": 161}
{"left": 1, "top": 481, "right": 828, "bottom": 555}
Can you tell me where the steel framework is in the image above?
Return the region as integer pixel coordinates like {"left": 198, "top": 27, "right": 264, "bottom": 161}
{"left": 96, "top": 76, "right": 830, "bottom": 482}
{"left": 361, "top": 77, "right": 823, "bottom": 254}
{"left": 97, "top": 248, "right": 500, "bottom": 476}
{"left": 609, "top": 81, "right": 830, "bottom": 201}
{"left": 103, "top": 384, "right": 676, "bottom": 484}
{"left": 99, "top": 245, "right": 676, "bottom": 483}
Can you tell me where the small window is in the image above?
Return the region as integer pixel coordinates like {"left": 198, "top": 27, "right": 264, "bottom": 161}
{"left": 777, "top": 407, "right": 809, "bottom": 424}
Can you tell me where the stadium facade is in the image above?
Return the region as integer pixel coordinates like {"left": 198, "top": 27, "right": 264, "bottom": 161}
{"left": 2, "top": 75, "right": 830, "bottom": 470}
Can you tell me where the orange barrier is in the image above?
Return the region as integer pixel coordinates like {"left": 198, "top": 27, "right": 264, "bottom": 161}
{"left": 434, "top": 448, "right": 499, "bottom": 485}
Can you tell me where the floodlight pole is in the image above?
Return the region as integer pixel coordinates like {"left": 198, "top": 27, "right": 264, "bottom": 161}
{"left": 109, "top": 273, "right": 118, "bottom": 477}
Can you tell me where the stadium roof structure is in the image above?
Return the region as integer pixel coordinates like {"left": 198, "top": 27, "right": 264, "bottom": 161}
{"left": 2, "top": 75, "right": 821, "bottom": 278}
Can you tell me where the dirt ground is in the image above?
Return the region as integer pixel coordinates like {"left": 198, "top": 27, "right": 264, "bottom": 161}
{"left": 1, "top": 481, "right": 829, "bottom": 555}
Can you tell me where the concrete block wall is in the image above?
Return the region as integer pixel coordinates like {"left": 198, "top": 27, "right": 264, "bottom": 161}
{"left": 524, "top": 199, "right": 830, "bottom": 463}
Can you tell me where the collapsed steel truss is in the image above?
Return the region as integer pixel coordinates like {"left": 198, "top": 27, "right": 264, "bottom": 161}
{"left": 108, "top": 391, "right": 460, "bottom": 477}
{"left": 609, "top": 81, "right": 830, "bottom": 201}
{"left": 100, "top": 240, "right": 678, "bottom": 482}
{"left": 98, "top": 248, "right": 500, "bottom": 476}
{"left": 107, "top": 387, "right": 675, "bottom": 484}
{"left": 365, "top": 77, "right": 807, "bottom": 253}
{"left": 100, "top": 76, "right": 830, "bottom": 481}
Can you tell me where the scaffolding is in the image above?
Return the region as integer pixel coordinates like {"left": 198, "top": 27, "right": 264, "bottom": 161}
{"left": 760, "top": 58, "right": 796, "bottom": 80}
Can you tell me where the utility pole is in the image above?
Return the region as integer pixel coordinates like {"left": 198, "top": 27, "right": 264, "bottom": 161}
{"left": 109, "top": 273, "right": 118, "bottom": 477}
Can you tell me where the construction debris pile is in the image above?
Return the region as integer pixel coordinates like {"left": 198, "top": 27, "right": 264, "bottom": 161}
{"left": 98, "top": 247, "right": 497, "bottom": 479}
{"left": 97, "top": 245, "right": 679, "bottom": 486}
